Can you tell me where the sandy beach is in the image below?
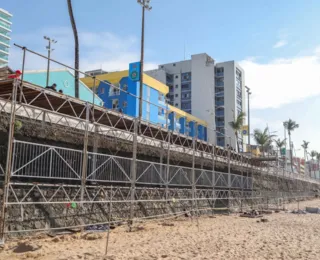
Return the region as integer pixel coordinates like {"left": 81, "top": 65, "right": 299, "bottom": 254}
{"left": 1, "top": 199, "right": 320, "bottom": 260}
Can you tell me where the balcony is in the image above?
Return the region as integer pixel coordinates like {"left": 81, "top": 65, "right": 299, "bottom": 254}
{"left": 215, "top": 81, "right": 224, "bottom": 87}
{"left": 0, "top": 13, "right": 12, "bottom": 23}
{"left": 216, "top": 101, "right": 224, "bottom": 106}
{"left": 0, "top": 27, "right": 10, "bottom": 37}
{"left": 215, "top": 72, "right": 224, "bottom": 77}
{"left": 0, "top": 20, "right": 11, "bottom": 31}
{"left": 0, "top": 34, "right": 10, "bottom": 45}
{"left": 215, "top": 110, "right": 224, "bottom": 117}
{"left": 0, "top": 45, "right": 9, "bottom": 53}
{"left": 216, "top": 121, "right": 225, "bottom": 127}
{"left": 0, "top": 53, "right": 8, "bottom": 61}
{"left": 215, "top": 91, "right": 224, "bottom": 97}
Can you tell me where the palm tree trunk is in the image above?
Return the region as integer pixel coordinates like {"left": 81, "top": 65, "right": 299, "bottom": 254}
{"left": 67, "top": 0, "right": 79, "bottom": 98}
{"left": 235, "top": 131, "right": 240, "bottom": 152}
{"left": 288, "top": 133, "right": 293, "bottom": 173}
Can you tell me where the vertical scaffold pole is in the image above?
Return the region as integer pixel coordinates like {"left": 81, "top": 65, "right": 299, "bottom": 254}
{"left": 227, "top": 145, "right": 231, "bottom": 212}
{"left": 129, "top": 118, "right": 138, "bottom": 227}
{"left": 80, "top": 103, "right": 90, "bottom": 206}
{"left": 191, "top": 136, "right": 196, "bottom": 215}
{"left": 240, "top": 154, "right": 244, "bottom": 212}
{"left": 165, "top": 134, "right": 171, "bottom": 201}
{"left": 19, "top": 47, "right": 26, "bottom": 103}
{"left": 165, "top": 109, "right": 170, "bottom": 201}
{"left": 211, "top": 145, "right": 216, "bottom": 214}
{"left": 0, "top": 78, "right": 19, "bottom": 243}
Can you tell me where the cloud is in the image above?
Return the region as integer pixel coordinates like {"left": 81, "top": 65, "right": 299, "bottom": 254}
{"left": 273, "top": 40, "right": 288, "bottom": 48}
{"left": 9, "top": 27, "right": 158, "bottom": 74}
{"left": 239, "top": 47, "right": 320, "bottom": 109}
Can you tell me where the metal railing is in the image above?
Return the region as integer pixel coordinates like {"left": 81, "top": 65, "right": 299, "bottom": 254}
{"left": 10, "top": 140, "right": 253, "bottom": 189}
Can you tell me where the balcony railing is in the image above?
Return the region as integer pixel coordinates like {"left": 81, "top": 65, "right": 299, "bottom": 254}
{"left": 215, "top": 81, "right": 224, "bottom": 86}
{"left": 0, "top": 20, "right": 11, "bottom": 30}
{"left": 0, "top": 53, "right": 8, "bottom": 61}
{"left": 0, "top": 34, "right": 10, "bottom": 44}
{"left": 215, "top": 72, "right": 224, "bottom": 77}
{"left": 0, "top": 44, "right": 9, "bottom": 53}
{"left": 0, "top": 13, "right": 11, "bottom": 23}
{"left": 216, "top": 101, "right": 224, "bottom": 106}
{"left": 216, "top": 121, "right": 225, "bottom": 127}
{"left": 215, "top": 110, "right": 224, "bottom": 117}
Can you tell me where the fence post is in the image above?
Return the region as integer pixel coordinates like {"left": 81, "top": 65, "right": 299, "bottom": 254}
{"left": 0, "top": 78, "right": 19, "bottom": 242}
{"left": 80, "top": 103, "right": 90, "bottom": 206}
{"left": 129, "top": 118, "right": 138, "bottom": 226}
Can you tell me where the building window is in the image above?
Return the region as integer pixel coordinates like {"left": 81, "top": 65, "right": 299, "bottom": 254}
{"left": 158, "top": 108, "right": 163, "bottom": 116}
{"left": 175, "top": 84, "right": 179, "bottom": 88}
{"left": 100, "top": 88, "right": 105, "bottom": 94}
{"left": 175, "top": 75, "right": 179, "bottom": 79}
{"left": 175, "top": 103, "right": 178, "bottom": 107}
{"left": 123, "top": 101, "right": 127, "bottom": 107}
{"left": 216, "top": 67, "right": 224, "bottom": 73}
{"left": 181, "top": 83, "right": 191, "bottom": 90}
{"left": 181, "top": 72, "right": 191, "bottom": 82}
{"left": 175, "top": 94, "right": 178, "bottom": 97}
{"left": 112, "top": 99, "right": 119, "bottom": 109}
{"left": 173, "top": 63, "right": 176, "bottom": 66}
{"left": 161, "top": 65, "right": 164, "bottom": 68}
{"left": 123, "top": 84, "right": 128, "bottom": 91}
{"left": 169, "top": 86, "right": 173, "bottom": 92}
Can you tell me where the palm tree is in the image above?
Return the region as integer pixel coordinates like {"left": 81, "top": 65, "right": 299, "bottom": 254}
{"left": 229, "top": 112, "right": 246, "bottom": 152}
{"left": 301, "top": 140, "right": 309, "bottom": 170}
{"left": 317, "top": 153, "right": 320, "bottom": 180}
{"left": 253, "top": 127, "right": 276, "bottom": 155}
{"left": 283, "top": 119, "right": 299, "bottom": 172}
{"left": 67, "top": 0, "right": 79, "bottom": 98}
{"left": 275, "top": 138, "right": 286, "bottom": 151}
{"left": 310, "top": 150, "right": 318, "bottom": 179}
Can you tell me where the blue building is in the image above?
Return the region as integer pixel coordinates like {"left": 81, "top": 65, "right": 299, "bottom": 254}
{"left": 81, "top": 62, "right": 208, "bottom": 141}
{"left": 23, "top": 69, "right": 103, "bottom": 106}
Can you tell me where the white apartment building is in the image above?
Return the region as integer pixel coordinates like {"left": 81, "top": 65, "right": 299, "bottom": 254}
{"left": 0, "top": 8, "right": 12, "bottom": 68}
{"left": 146, "top": 53, "right": 245, "bottom": 149}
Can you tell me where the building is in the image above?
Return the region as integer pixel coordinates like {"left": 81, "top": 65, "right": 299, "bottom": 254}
{"left": 23, "top": 69, "right": 103, "bottom": 106}
{"left": 81, "top": 62, "right": 208, "bottom": 141}
{"left": 0, "top": 8, "right": 12, "bottom": 68}
{"left": 85, "top": 69, "right": 108, "bottom": 77}
{"left": 146, "top": 53, "right": 246, "bottom": 149}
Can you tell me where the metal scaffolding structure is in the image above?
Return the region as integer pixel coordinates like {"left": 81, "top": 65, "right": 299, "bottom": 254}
{"left": 0, "top": 45, "right": 319, "bottom": 242}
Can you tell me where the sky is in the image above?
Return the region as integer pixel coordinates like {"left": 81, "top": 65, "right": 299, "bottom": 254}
{"left": 3, "top": 0, "right": 320, "bottom": 157}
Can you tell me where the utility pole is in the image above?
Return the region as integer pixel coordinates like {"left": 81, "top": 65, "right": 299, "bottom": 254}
{"left": 44, "top": 36, "right": 57, "bottom": 86}
{"left": 245, "top": 86, "right": 251, "bottom": 153}
{"left": 137, "top": 0, "right": 152, "bottom": 133}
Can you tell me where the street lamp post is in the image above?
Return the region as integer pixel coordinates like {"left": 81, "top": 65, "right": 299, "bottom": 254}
{"left": 137, "top": 0, "right": 152, "bottom": 133}
{"left": 44, "top": 36, "right": 57, "bottom": 86}
{"left": 245, "top": 86, "right": 252, "bottom": 152}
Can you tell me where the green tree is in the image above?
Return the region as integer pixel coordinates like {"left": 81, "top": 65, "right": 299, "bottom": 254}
{"left": 283, "top": 119, "right": 299, "bottom": 172}
{"left": 229, "top": 112, "right": 246, "bottom": 152}
{"left": 310, "top": 150, "right": 318, "bottom": 179}
{"left": 301, "top": 140, "right": 310, "bottom": 166}
{"left": 67, "top": 0, "right": 79, "bottom": 98}
{"left": 253, "top": 127, "right": 276, "bottom": 155}
{"left": 275, "top": 138, "right": 286, "bottom": 156}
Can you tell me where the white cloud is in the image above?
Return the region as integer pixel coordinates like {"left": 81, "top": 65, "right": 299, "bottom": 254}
{"left": 240, "top": 47, "right": 320, "bottom": 109}
{"left": 273, "top": 40, "right": 288, "bottom": 48}
{"left": 9, "top": 27, "right": 158, "bottom": 74}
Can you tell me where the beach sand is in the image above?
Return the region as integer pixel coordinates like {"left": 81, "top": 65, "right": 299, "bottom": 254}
{"left": 1, "top": 199, "right": 320, "bottom": 260}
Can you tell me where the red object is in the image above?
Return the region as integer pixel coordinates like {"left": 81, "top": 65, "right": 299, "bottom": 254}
{"left": 8, "top": 70, "right": 22, "bottom": 79}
